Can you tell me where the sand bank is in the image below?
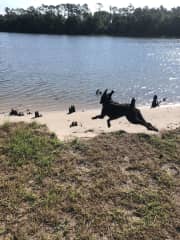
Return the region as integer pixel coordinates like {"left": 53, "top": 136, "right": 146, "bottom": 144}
{"left": 0, "top": 105, "right": 180, "bottom": 140}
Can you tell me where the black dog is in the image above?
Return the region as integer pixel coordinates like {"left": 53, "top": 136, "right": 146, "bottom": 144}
{"left": 92, "top": 89, "right": 158, "bottom": 132}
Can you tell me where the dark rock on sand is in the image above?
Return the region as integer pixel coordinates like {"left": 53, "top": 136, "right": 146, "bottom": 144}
{"left": 9, "top": 109, "right": 24, "bottom": 116}
{"left": 34, "top": 111, "right": 42, "bottom": 118}
{"left": 70, "top": 121, "right": 78, "bottom": 128}
{"left": 68, "top": 105, "right": 76, "bottom": 114}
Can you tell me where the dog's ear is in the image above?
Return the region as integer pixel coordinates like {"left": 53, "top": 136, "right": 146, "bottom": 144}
{"left": 100, "top": 89, "right": 108, "bottom": 104}
{"left": 101, "top": 89, "right": 108, "bottom": 98}
{"left": 109, "top": 90, "right": 114, "bottom": 98}
{"left": 103, "top": 89, "right": 108, "bottom": 95}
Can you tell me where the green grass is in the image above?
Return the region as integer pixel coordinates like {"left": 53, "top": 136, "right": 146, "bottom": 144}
{"left": 0, "top": 122, "right": 179, "bottom": 239}
{"left": 6, "top": 123, "right": 62, "bottom": 167}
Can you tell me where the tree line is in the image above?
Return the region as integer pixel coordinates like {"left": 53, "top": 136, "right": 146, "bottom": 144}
{"left": 0, "top": 3, "right": 180, "bottom": 37}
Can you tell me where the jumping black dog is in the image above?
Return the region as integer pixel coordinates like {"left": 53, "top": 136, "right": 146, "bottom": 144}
{"left": 92, "top": 89, "right": 158, "bottom": 132}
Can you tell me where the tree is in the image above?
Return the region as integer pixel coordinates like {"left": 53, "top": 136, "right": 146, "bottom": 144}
{"left": 1, "top": 3, "right": 180, "bottom": 37}
{"left": 96, "top": 3, "right": 103, "bottom": 12}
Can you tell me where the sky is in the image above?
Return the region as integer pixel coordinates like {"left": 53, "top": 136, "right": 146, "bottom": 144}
{"left": 0, "top": 0, "right": 180, "bottom": 13}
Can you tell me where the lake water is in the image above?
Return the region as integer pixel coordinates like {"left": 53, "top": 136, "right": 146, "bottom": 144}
{"left": 0, "top": 32, "right": 180, "bottom": 112}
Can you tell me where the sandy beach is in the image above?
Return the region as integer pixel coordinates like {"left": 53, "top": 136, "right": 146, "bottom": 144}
{"left": 0, "top": 105, "right": 180, "bottom": 140}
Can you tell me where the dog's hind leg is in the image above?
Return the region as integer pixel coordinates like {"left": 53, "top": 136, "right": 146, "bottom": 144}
{"left": 135, "top": 110, "right": 158, "bottom": 131}
{"left": 144, "top": 122, "right": 158, "bottom": 132}
{"left": 126, "top": 109, "right": 158, "bottom": 132}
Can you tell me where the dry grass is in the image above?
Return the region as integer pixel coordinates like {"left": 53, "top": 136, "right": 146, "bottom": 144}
{"left": 0, "top": 122, "right": 179, "bottom": 239}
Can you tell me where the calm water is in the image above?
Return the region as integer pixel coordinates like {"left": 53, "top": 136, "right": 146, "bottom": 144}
{"left": 0, "top": 32, "right": 180, "bottom": 111}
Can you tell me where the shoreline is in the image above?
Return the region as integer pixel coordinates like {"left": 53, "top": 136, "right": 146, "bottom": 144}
{"left": 0, "top": 104, "right": 180, "bottom": 140}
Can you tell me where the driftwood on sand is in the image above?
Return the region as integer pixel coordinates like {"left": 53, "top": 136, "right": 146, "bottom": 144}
{"left": 68, "top": 105, "right": 76, "bottom": 114}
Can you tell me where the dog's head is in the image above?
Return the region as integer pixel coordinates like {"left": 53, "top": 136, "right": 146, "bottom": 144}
{"left": 100, "top": 89, "right": 114, "bottom": 104}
